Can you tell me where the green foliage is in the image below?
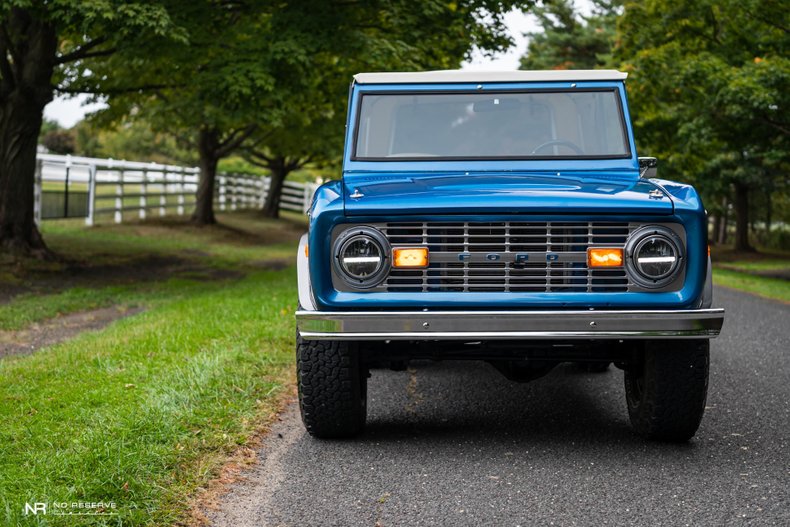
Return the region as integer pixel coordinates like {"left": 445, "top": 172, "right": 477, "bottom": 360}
{"left": 38, "top": 118, "right": 61, "bottom": 138}
{"left": 518, "top": 0, "right": 789, "bottom": 251}
{"left": 72, "top": 118, "right": 195, "bottom": 165}
{"left": 0, "top": 212, "right": 305, "bottom": 524}
{"left": 616, "top": 0, "right": 790, "bottom": 248}
{"left": 1, "top": 1, "right": 188, "bottom": 92}
{"left": 218, "top": 156, "right": 268, "bottom": 177}
{"left": 40, "top": 128, "right": 75, "bottom": 154}
{"left": 520, "top": 0, "right": 622, "bottom": 70}
{"left": 75, "top": 0, "right": 535, "bottom": 222}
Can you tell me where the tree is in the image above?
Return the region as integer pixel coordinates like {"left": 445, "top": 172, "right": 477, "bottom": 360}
{"left": 617, "top": 0, "right": 790, "bottom": 251}
{"left": 520, "top": 0, "right": 622, "bottom": 70}
{"left": 248, "top": 0, "right": 537, "bottom": 218}
{"left": 0, "top": 1, "right": 183, "bottom": 256}
{"left": 71, "top": 118, "right": 194, "bottom": 166}
{"left": 41, "top": 128, "right": 75, "bottom": 155}
{"left": 244, "top": 105, "right": 340, "bottom": 218}
{"left": 94, "top": 1, "right": 535, "bottom": 225}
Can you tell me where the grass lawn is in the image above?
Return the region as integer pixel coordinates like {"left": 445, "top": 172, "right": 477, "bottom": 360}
{"left": 0, "top": 211, "right": 305, "bottom": 525}
{"left": 711, "top": 246, "right": 790, "bottom": 304}
{"left": 712, "top": 268, "right": 790, "bottom": 303}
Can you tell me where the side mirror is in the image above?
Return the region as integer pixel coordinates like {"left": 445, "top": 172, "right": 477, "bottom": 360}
{"left": 639, "top": 157, "right": 657, "bottom": 179}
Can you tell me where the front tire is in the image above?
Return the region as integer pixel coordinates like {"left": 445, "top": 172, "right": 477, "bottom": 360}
{"left": 297, "top": 336, "right": 367, "bottom": 439}
{"left": 624, "top": 340, "right": 709, "bottom": 442}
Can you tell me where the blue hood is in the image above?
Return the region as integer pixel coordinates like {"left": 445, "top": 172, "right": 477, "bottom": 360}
{"left": 342, "top": 172, "right": 673, "bottom": 216}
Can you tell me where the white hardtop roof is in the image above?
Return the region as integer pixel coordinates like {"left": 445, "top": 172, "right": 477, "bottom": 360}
{"left": 353, "top": 69, "right": 627, "bottom": 85}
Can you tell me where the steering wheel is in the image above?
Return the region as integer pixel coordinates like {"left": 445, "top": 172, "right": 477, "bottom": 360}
{"left": 530, "top": 140, "right": 584, "bottom": 155}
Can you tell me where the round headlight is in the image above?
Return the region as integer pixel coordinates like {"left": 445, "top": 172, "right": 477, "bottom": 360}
{"left": 333, "top": 227, "right": 390, "bottom": 288}
{"left": 625, "top": 226, "right": 684, "bottom": 288}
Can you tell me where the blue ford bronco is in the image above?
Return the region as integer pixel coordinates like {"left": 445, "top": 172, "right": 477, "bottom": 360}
{"left": 295, "top": 70, "right": 725, "bottom": 442}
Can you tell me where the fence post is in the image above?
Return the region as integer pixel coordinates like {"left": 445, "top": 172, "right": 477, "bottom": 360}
{"left": 262, "top": 176, "right": 270, "bottom": 209}
{"left": 139, "top": 168, "right": 148, "bottom": 220}
{"left": 33, "top": 158, "right": 43, "bottom": 225}
{"left": 219, "top": 175, "right": 227, "bottom": 211}
{"left": 85, "top": 164, "right": 96, "bottom": 226}
{"left": 158, "top": 164, "right": 166, "bottom": 216}
{"left": 258, "top": 177, "right": 266, "bottom": 209}
{"left": 231, "top": 175, "right": 238, "bottom": 211}
{"left": 159, "top": 185, "right": 167, "bottom": 216}
{"left": 63, "top": 155, "right": 72, "bottom": 218}
{"left": 114, "top": 162, "right": 124, "bottom": 224}
{"left": 177, "top": 168, "right": 186, "bottom": 215}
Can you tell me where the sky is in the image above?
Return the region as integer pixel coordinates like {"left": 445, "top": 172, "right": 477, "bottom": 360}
{"left": 43, "top": 3, "right": 592, "bottom": 128}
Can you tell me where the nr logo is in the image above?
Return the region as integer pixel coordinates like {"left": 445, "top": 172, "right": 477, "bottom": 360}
{"left": 24, "top": 503, "right": 47, "bottom": 515}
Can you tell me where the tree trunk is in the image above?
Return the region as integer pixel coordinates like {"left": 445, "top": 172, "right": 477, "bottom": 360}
{"left": 262, "top": 159, "right": 289, "bottom": 219}
{"left": 717, "top": 196, "right": 729, "bottom": 245}
{"left": 711, "top": 213, "right": 721, "bottom": 246}
{"left": 733, "top": 182, "right": 754, "bottom": 252}
{"left": 192, "top": 128, "right": 220, "bottom": 225}
{"left": 0, "top": 10, "right": 57, "bottom": 257}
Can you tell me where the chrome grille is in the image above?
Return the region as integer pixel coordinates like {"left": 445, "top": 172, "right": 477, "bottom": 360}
{"left": 382, "top": 221, "right": 634, "bottom": 293}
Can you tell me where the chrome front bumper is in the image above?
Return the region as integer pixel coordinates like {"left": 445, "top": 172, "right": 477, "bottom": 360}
{"left": 296, "top": 308, "right": 725, "bottom": 340}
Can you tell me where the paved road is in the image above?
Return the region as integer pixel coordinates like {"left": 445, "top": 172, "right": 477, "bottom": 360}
{"left": 210, "top": 287, "right": 789, "bottom": 526}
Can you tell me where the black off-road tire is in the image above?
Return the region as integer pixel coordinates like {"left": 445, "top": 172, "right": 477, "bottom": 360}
{"left": 624, "top": 339, "right": 709, "bottom": 442}
{"left": 297, "top": 336, "right": 367, "bottom": 439}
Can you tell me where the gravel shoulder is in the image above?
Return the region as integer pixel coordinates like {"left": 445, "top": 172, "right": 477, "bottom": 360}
{"left": 209, "top": 287, "right": 790, "bottom": 527}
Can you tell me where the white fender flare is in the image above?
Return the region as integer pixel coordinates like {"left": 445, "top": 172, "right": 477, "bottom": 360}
{"left": 297, "top": 233, "right": 317, "bottom": 311}
{"left": 697, "top": 255, "right": 713, "bottom": 309}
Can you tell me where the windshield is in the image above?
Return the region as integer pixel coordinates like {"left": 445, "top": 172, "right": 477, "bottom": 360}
{"left": 353, "top": 89, "right": 630, "bottom": 160}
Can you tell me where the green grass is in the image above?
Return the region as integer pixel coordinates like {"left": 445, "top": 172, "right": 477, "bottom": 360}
{"left": 0, "top": 212, "right": 304, "bottom": 525}
{"left": 717, "top": 259, "right": 789, "bottom": 273}
{"left": 0, "top": 211, "right": 304, "bottom": 330}
{"left": 713, "top": 268, "right": 790, "bottom": 303}
{"left": 0, "top": 287, "right": 128, "bottom": 330}
{"left": 709, "top": 247, "right": 790, "bottom": 303}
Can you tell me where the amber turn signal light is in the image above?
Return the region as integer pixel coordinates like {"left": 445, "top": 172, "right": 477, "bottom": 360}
{"left": 587, "top": 248, "right": 623, "bottom": 267}
{"left": 393, "top": 247, "right": 429, "bottom": 268}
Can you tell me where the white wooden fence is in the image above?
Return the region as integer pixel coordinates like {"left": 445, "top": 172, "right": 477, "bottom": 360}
{"left": 34, "top": 153, "right": 320, "bottom": 225}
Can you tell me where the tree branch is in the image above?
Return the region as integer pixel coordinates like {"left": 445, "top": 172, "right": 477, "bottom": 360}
{"left": 760, "top": 117, "right": 790, "bottom": 136}
{"left": 54, "top": 83, "right": 182, "bottom": 95}
{"left": 243, "top": 130, "right": 274, "bottom": 151}
{"left": 59, "top": 47, "right": 117, "bottom": 64}
{"left": 739, "top": 6, "right": 789, "bottom": 34}
{"left": 286, "top": 156, "right": 309, "bottom": 171}
{"left": 217, "top": 124, "right": 256, "bottom": 157}
{"left": 0, "top": 23, "right": 20, "bottom": 69}
{"left": 0, "top": 39, "right": 15, "bottom": 94}
{"left": 55, "top": 37, "right": 111, "bottom": 65}
{"left": 244, "top": 148, "right": 274, "bottom": 167}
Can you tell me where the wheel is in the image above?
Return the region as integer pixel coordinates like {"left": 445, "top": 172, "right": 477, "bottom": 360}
{"left": 624, "top": 340, "right": 709, "bottom": 442}
{"left": 297, "top": 335, "right": 367, "bottom": 438}
{"left": 577, "top": 361, "right": 610, "bottom": 373}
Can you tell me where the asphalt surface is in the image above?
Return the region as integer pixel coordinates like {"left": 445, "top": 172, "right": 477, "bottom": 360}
{"left": 210, "top": 287, "right": 790, "bottom": 526}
